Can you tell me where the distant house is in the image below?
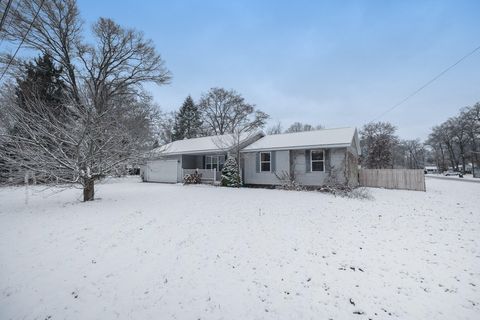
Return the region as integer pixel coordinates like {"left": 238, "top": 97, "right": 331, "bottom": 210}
{"left": 142, "top": 127, "right": 361, "bottom": 187}
{"left": 458, "top": 163, "right": 473, "bottom": 174}
{"left": 424, "top": 166, "right": 439, "bottom": 174}
{"left": 241, "top": 127, "right": 361, "bottom": 187}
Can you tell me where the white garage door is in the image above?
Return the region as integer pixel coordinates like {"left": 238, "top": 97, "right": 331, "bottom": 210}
{"left": 145, "top": 160, "right": 178, "bottom": 183}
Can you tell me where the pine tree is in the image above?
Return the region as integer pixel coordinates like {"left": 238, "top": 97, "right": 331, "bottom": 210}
{"left": 221, "top": 156, "right": 242, "bottom": 187}
{"left": 15, "top": 54, "right": 67, "bottom": 118}
{"left": 172, "top": 95, "right": 202, "bottom": 141}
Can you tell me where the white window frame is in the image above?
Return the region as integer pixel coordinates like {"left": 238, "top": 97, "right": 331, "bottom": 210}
{"left": 205, "top": 155, "right": 224, "bottom": 171}
{"left": 205, "top": 156, "right": 214, "bottom": 170}
{"left": 260, "top": 151, "right": 271, "bottom": 172}
{"left": 311, "top": 150, "right": 325, "bottom": 172}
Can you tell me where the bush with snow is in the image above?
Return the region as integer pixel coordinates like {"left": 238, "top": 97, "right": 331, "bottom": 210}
{"left": 341, "top": 187, "right": 373, "bottom": 200}
{"left": 274, "top": 171, "right": 305, "bottom": 191}
{"left": 318, "top": 185, "right": 373, "bottom": 200}
{"left": 183, "top": 171, "right": 202, "bottom": 184}
{"left": 221, "top": 156, "right": 242, "bottom": 187}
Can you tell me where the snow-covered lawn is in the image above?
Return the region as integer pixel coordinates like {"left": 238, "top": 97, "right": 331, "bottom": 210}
{"left": 0, "top": 178, "right": 479, "bottom": 320}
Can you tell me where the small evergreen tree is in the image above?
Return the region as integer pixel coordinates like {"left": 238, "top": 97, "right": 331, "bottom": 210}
{"left": 221, "top": 156, "right": 242, "bottom": 187}
{"left": 172, "top": 95, "right": 202, "bottom": 140}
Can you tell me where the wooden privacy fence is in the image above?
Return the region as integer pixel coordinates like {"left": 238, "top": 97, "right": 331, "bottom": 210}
{"left": 359, "top": 169, "right": 426, "bottom": 191}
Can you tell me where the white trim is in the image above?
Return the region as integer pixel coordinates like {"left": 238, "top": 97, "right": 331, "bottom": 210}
{"left": 205, "top": 155, "right": 225, "bottom": 171}
{"left": 310, "top": 150, "right": 325, "bottom": 172}
{"left": 241, "top": 143, "right": 351, "bottom": 153}
{"left": 260, "top": 151, "right": 271, "bottom": 172}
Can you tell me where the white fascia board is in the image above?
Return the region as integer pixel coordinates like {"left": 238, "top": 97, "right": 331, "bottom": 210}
{"left": 240, "top": 143, "right": 351, "bottom": 153}
{"left": 157, "top": 149, "right": 227, "bottom": 157}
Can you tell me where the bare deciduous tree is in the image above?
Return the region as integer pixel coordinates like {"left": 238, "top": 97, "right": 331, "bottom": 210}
{"left": 198, "top": 87, "right": 269, "bottom": 135}
{"left": 154, "top": 111, "right": 176, "bottom": 145}
{"left": 463, "top": 103, "right": 480, "bottom": 175}
{"left": 213, "top": 129, "right": 262, "bottom": 176}
{"left": 360, "top": 122, "right": 398, "bottom": 169}
{"left": 0, "top": 87, "right": 160, "bottom": 199}
{"left": 78, "top": 17, "right": 170, "bottom": 112}
{"left": 395, "top": 139, "right": 426, "bottom": 169}
{"left": 426, "top": 126, "right": 448, "bottom": 171}
{"left": 427, "top": 103, "right": 480, "bottom": 175}
{"left": 284, "top": 122, "right": 323, "bottom": 133}
{"left": 1, "top": 0, "right": 83, "bottom": 101}
{"left": 266, "top": 121, "right": 283, "bottom": 135}
{"left": 0, "top": 0, "right": 170, "bottom": 201}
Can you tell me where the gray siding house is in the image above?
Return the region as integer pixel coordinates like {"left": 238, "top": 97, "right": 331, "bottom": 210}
{"left": 142, "top": 127, "right": 360, "bottom": 187}
{"left": 241, "top": 127, "right": 361, "bottom": 187}
{"left": 142, "top": 132, "right": 264, "bottom": 183}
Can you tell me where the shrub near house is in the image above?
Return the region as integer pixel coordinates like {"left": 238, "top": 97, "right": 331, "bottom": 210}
{"left": 221, "top": 156, "right": 242, "bottom": 187}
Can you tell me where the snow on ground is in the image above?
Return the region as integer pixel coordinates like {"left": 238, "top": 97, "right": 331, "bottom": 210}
{"left": 0, "top": 177, "right": 479, "bottom": 320}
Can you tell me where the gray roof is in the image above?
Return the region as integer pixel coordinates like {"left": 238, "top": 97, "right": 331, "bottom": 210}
{"left": 241, "top": 127, "right": 360, "bottom": 154}
{"left": 151, "top": 131, "right": 265, "bottom": 156}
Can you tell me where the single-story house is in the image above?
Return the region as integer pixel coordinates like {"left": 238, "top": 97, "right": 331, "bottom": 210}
{"left": 142, "top": 127, "right": 361, "bottom": 187}
{"left": 424, "top": 166, "right": 439, "bottom": 174}
{"left": 141, "top": 131, "right": 264, "bottom": 183}
{"left": 458, "top": 163, "right": 473, "bottom": 174}
{"left": 241, "top": 127, "right": 361, "bottom": 187}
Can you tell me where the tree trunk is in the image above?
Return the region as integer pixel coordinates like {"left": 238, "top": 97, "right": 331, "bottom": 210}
{"left": 458, "top": 142, "right": 466, "bottom": 174}
{"left": 439, "top": 144, "right": 446, "bottom": 171}
{"left": 83, "top": 179, "right": 95, "bottom": 201}
{"left": 474, "top": 153, "right": 479, "bottom": 177}
{"left": 472, "top": 135, "right": 479, "bottom": 176}
{"left": 446, "top": 143, "right": 456, "bottom": 170}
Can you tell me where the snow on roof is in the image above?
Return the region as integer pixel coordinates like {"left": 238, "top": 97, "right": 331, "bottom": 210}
{"left": 152, "top": 131, "right": 264, "bottom": 156}
{"left": 242, "top": 127, "right": 359, "bottom": 152}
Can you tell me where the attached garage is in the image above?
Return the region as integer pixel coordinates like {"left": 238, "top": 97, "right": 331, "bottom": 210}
{"left": 143, "top": 159, "right": 179, "bottom": 183}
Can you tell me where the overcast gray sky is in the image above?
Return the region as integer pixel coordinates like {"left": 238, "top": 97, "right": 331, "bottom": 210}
{"left": 79, "top": 0, "right": 480, "bottom": 139}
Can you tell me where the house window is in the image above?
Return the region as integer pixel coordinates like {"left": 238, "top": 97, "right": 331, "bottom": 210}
{"left": 205, "top": 156, "right": 212, "bottom": 170}
{"left": 260, "top": 152, "right": 271, "bottom": 172}
{"left": 311, "top": 150, "right": 325, "bottom": 172}
{"left": 218, "top": 155, "right": 225, "bottom": 171}
{"left": 205, "top": 155, "right": 225, "bottom": 171}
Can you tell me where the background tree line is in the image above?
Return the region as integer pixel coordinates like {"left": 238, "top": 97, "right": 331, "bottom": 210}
{"left": 166, "top": 87, "right": 269, "bottom": 142}
{"left": 160, "top": 88, "right": 327, "bottom": 144}
{"left": 426, "top": 103, "right": 480, "bottom": 173}
{"left": 359, "top": 103, "right": 480, "bottom": 175}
